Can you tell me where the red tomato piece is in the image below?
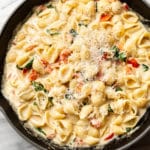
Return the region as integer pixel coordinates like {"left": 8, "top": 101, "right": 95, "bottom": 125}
{"left": 29, "top": 70, "right": 39, "bottom": 81}
{"left": 100, "top": 13, "right": 112, "bottom": 21}
{"left": 104, "top": 133, "right": 114, "bottom": 141}
{"left": 127, "top": 58, "right": 139, "bottom": 68}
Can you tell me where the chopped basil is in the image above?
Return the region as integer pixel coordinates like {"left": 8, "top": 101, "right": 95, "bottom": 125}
{"left": 46, "top": 29, "right": 60, "bottom": 36}
{"left": 48, "top": 97, "right": 54, "bottom": 105}
{"left": 108, "top": 104, "right": 114, "bottom": 113}
{"left": 32, "top": 81, "right": 47, "bottom": 92}
{"left": 112, "top": 45, "right": 119, "bottom": 58}
{"left": 16, "top": 59, "right": 34, "bottom": 70}
{"left": 118, "top": 52, "right": 127, "bottom": 61}
{"left": 78, "top": 23, "right": 88, "bottom": 27}
{"left": 115, "top": 87, "right": 123, "bottom": 92}
{"left": 36, "top": 128, "right": 46, "bottom": 136}
{"left": 111, "top": 46, "right": 126, "bottom": 62}
{"left": 126, "top": 127, "right": 132, "bottom": 133}
{"left": 69, "top": 29, "right": 78, "bottom": 37}
{"left": 142, "top": 64, "right": 149, "bottom": 72}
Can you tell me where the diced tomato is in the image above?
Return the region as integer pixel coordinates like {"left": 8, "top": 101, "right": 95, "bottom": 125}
{"left": 90, "top": 118, "right": 101, "bottom": 128}
{"left": 123, "top": 3, "right": 129, "bottom": 11}
{"left": 29, "top": 69, "right": 39, "bottom": 81}
{"left": 59, "top": 50, "right": 72, "bottom": 63}
{"left": 102, "top": 52, "right": 109, "bottom": 60}
{"left": 100, "top": 13, "right": 112, "bottom": 22}
{"left": 127, "top": 58, "right": 140, "bottom": 68}
{"left": 104, "top": 133, "right": 114, "bottom": 141}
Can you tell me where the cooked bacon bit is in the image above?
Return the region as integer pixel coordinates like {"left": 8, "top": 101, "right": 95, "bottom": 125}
{"left": 123, "top": 3, "right": 129, "bottom": 11}
{"left": 100, "top": 13, "right": 112, "bottom": 22}
{"left": 104, "top": 133, "right": 114, "bottom": 141}
{"left": 59, "top": 50, "right": 72, "bottom": 63}
{"left": 75, "top": 138, "right": 84, "bottom": 146}
{"left": 90, "top": 118, "right": 101, "bottom": 128}
{"left": 126, "top": 65, "right": 133, "bottom": 74}
{"left": 25, "top": 45, "right": 37, "bottom": 51}
{"left": 127, "top": 58, "right": 140, "bottom": 68}
{"left": 22, "top": 68, "right": 29, "bottom": 75}
{"left": 47, "top": 133, "right": 56, "bottom": 139}
{"left": 29, "top": 69, "right": 39, "bottom": 81}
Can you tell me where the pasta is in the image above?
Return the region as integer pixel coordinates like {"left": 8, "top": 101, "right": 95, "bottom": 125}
{"left": 2, "top": 0, "right": 150, "bottom": 148}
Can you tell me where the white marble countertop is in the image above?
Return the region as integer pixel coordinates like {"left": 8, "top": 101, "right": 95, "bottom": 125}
{"left": 0, "top": 0, "right": 150, "bottom": 150}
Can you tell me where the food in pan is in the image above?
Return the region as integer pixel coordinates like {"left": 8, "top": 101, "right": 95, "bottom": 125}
{"left": 2, "top": 0, "right": 150, "bottom": 147}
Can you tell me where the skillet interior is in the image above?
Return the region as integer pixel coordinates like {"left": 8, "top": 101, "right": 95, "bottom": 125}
{"left": 0, "top": 0, "right": 150, "bottom": 149}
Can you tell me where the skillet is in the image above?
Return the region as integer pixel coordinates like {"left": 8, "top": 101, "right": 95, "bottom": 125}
{"left": 0, "top": 0, "right": 150, "bottom": 149}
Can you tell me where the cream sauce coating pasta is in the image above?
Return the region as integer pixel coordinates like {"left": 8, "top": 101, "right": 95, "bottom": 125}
{"left": 2, "top": 0, "right": 150, "bottom": 147}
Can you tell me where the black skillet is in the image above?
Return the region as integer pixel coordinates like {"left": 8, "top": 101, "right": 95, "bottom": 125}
{"left": 0, "top": 0, "right": 150, "bottom": 150}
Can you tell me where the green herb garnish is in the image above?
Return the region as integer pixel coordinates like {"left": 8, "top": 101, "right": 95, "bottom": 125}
{"left": 126, "top": 127, "right": 132, "bottom": 133}
{"left": 36, "top": 128, "right": 46, "bottom": 136}
{"left": 111, "top": 46, "right": 126, "bottom": 62}
{"left": 118, "top": 52, "right": 127, "bottom": 61}
{"left": 16, "top": 59, "right": 34, "bottom": 70}
{"left": 108, "top": 104, "right": 114, "bottom": 113}
{"left": 46, "top": 29, "right": 60, "bottom": 36}
{"left": 69, "top": 29, "right": 78, "bottom": 37}
{"left": 142, "top": 64, "right": 149, "bottom": 72}
{"left": 115, "top": 87, "right": 123, "bottom": 92}
{"left": 78, "top": 23, "right": 88, "bottom": 27}
{"left": 32, "top": 81, "right": 47, "bottom": 92}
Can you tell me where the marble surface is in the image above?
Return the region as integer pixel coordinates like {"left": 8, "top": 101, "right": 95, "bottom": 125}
{"left": 0, "top": 0, "right": 150, "bottom": 150}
